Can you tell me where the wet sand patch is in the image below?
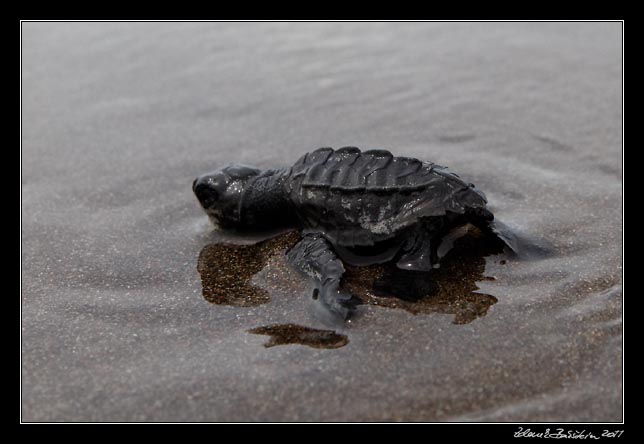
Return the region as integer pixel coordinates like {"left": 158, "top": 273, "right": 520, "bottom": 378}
{"left": 198, "top": 227, "right": 507, "bottom": 325}
{"left": 197, "top": 231, "right": 301, "bottom": 306}
{"left": 249, "top": 324, "right": 349, "bottom": 349}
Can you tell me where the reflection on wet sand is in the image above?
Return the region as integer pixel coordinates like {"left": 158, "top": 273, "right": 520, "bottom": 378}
{"left": 249, "top": 324, "right": 349, "bottom": 349}
{"left": 197, "top": 227, "right": 505, "bottom": 325}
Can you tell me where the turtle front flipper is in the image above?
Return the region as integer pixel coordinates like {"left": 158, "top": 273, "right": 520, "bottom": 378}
{"left": 286, "top": 233, "right": 360, "bottom": 319}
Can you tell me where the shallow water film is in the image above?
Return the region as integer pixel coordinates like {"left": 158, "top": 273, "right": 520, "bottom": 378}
{"left": 22, "top": 22, "right": 622, "bottom": 422}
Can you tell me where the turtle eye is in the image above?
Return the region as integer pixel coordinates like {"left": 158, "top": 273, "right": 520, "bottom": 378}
{"left": 223, "top": 164, "right": 260, "bottom": 180}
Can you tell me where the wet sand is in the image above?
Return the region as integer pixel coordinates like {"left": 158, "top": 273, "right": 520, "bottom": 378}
{"left": 21, "top": 22, "right": 622, "bottom": 422}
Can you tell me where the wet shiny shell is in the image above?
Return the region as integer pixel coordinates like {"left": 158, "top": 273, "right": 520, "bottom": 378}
{"left": 285, "top": 147, "right": 488, "bottom": 247}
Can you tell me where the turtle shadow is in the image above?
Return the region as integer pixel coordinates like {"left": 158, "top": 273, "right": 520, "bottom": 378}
{"left": 196, "top": 228, "right": 506, "bottom": 325}
{"left": 342, "top": 229, "right": 505, "bottom": 324}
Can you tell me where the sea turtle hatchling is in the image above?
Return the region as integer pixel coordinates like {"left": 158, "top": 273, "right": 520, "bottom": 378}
{"left": 193, "top": 147, "right": 516, "bottom": 319}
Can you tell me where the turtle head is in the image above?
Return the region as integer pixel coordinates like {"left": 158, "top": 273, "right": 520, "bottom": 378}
{"left": 193, "top": 164, "right": 261, "bottom": 229}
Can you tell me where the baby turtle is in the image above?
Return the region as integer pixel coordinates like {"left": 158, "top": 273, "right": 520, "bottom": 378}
{"left": 193, "top": 147, "right": 514, "bottom": 319}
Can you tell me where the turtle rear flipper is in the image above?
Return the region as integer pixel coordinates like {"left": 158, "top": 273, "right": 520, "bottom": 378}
{"left": 396, "top": 233, "right": 436, "bottom": 271}
{"left": 486, "top": 219, "right": 554, "bottom": 260}
{"left": 286, "top": 232, "right": 361, "bottom": 319}
{"left": 488, "top": 220, "right": 520, "bottom": 254}
{"left": 459, "top": 208, "right": 521, "bottom": 256}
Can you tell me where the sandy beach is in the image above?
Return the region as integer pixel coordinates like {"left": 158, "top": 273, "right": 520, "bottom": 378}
{"left": 21, "top": 22, "right": 622, "bottom": 422}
